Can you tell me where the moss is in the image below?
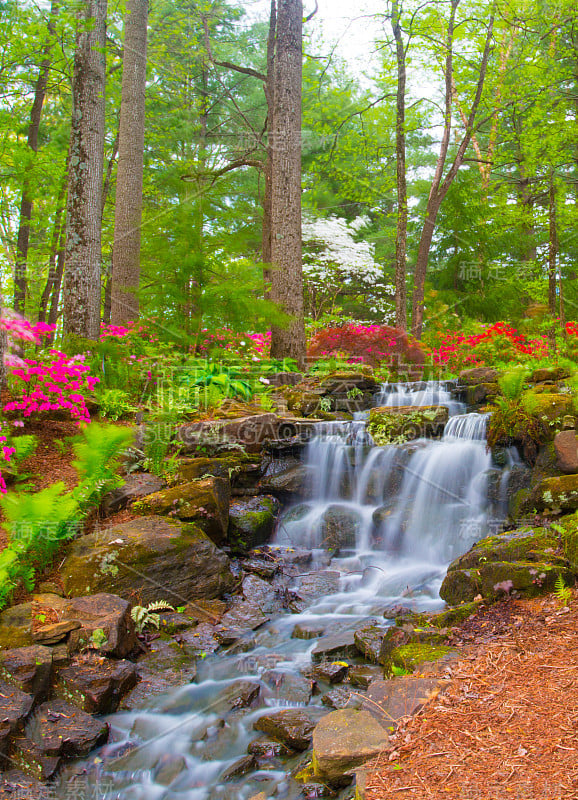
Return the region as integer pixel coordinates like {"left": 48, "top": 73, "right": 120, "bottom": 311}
{"left": 453, "top": 527, "right": 563, "bottom": 569}
{"left": 559, "top": 512, "right": 578, "bottom": 570}
{"left": 535, "top": 475, "right": 578, "bottom": 512}
{"left": 390, "top": 643, "right": 453, "bottom": 672}
{"left": 439, "top": 568, "right": 481, "bottom": 605}
{"left": 479, "top": 560, "right": 574, "bottom": 599}
{"left": 368, "top": 405, "right": 448, "bottom": 445}
{"left": 428, "top": 602, "right": 481, "bottom": 628}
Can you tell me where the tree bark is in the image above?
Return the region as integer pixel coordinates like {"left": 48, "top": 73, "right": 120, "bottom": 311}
{"left": 411, "top": 1, "right": 495, "bottom": 338}
{"left": 110, "top": 0, "right": 148, "bottom": 325}
{"left": 14, "top": 0, "right": 59, "bottom": 315}
{"left": 39, "top": 174, "right": 67, "bottom": 324}
{"left": 269, "top": 0, "right": 306, "bottom": 368}
{"left": 548, "top": 172, "right": 558, "bottom": 317}
{"left": 391, "top": 0, "right": 407, "bottom": 331}
{"left": 262, "top": 0, "right": 277, "bottom": 292}
{"left": 63, "top": 0, "right": 108, "bottom": 340}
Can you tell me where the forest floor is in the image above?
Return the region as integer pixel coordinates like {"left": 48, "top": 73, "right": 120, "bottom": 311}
{"left": 366, "top": 592, "right": 578, "bottom": 800}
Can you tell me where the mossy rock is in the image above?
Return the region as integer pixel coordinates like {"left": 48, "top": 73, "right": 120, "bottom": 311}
{"left": 319, "top": 371, "right": 379, "bottom": 394}
{"left": 286, "top": 390, "right": 325, "bottom": 417}
{"left": 389, "top": 643, "right": 454, "bottom": 673}
{"left": 558, "top": 513, "right": 578, "bottom": 571}
{"left": 133, "top": 477, "right": 230, "bottom": 545}
{"left": 228, "top": 495, "right": 280, "bottom": 553}
{"left": 534, "top": 474, "right": 578, "bottom": 512}
{"left": 478, "top": 561, "right": 574, "bottom": 599}
{"left": 428, "top": 602, "right": 481, "bottom": 628}
{"left": 176, "top": 455, "right": 256, "bottom": 484}
{"left": 368, "top": 405, "right": 448, "bottom": 445}
{"left": 530, "top": 367, "right": 571, "bottom": 383}
{"left": 467, "top": 383, "right": 498, "bottom": 405}
{"left": 522, "top": 390, "right": 573, "bottom": 425}
{"left": 61, "top": 516, "right": 235, "bottom": 604}
{"left": 439, "top": 568, "right": 482, "bottom": 605}
{"left": 450, "top": 527, "right": 564, "bottom": 571}
{"left": 459, "top": 367, "right": 500, "bottom": 385}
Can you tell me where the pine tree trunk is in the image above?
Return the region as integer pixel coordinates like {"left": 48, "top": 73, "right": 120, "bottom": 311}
{"left": 39, "top": 175, "right": 67, "bottom": 323}
{"left": 269, "top": 0, "right": 306, "bottom": 368}
{"left": 110, "top": 0, "right": 148, "bottom": 325}
{"left": 63, "top": 0, "right": 108, "bottom": 340}
{"left": 391, "top": 0, "right": 407, "bottom": 332}
{"left": 14, "top": 0, "right": 59, "bottom": 315}
{"left": 262, "top": 0, "right": 276, "bottom": 293}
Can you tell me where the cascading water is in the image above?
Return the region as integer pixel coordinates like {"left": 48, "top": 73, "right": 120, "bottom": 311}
{"left": 56, "top": 382, "right": 510, "bottom": 800}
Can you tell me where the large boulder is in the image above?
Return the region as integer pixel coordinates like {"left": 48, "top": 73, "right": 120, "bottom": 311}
{"left": 100, "top": 473, "right": 165, "bottom": 517}
{"left": 177, "top": 414, "right": 297, "bottom": 454}
{"left": 312, "top": 709, "right": 389, "bottom": 786}
{"left": 0, "top": 645, "right": 52, "bottom": 699}
{"left": 133, "top": 477, "right": 230, "bottom": 545}
{"left": 228, "top": 495, "right": 280, "bottom": 552}
{"left": 23, "top": 698, "right": 108, "bottom": 758}
{"left": 459, "top": 367, "right": 499, "bottom": 385}
{"left": 319, "top": 505, "right": 361, "bottom": 550}
{"left": 61, "top": 516, "right": 235, "bottom": 605}
{"left": 62, "top": 594, "right": 138, "bottom": 659}
{"left": 55, "top": 653, "right": 138, "bottom": 714}
{"left": 451, "top": 527, "right": 565, "bottom": 570}
{"left": 259, "top": 460, "right": 311, "bottom": 499}
{"left": 368, "top": 405, "right": 448, "bottom": 445}
{"left": 534, "top": 474, "right": 578, "bottom": 512}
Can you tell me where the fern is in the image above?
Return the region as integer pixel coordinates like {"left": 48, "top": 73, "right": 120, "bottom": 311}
{"left": 131, "top": 600, "right": 175, "bottom": 633}
{"left": 73, "top": 423, "right": 134, "bottom": 506}
{"left": 498, "top": 367, "right": 527, "bottom": 401}
{"left": 554, "top": 574, "right": 572, "bottom": 606}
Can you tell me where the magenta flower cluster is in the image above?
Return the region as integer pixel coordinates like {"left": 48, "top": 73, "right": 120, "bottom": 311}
{"left": 0, "top": 422, "right": 16, "bottom": 494}
{"left": 4, "top": 351, "right": 99, "bottom": 424}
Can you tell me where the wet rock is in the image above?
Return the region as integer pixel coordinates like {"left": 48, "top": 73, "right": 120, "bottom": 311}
{"left": 242, "top": 556, "right": 280, "bottom": 580}
{"left": 321, "top": 687, "right": 361, "bottom": 710}
{"left": 100, "top": 473, "right": 165, "bottom": 517}
{"left": 459, "top": 367, "right": 499, "bottom": 385}
{"left": 62, "top": 594, "right": 137, "bottom": 659}
{"left": 292, "top": 623, "right": 326, "bottom": 640}
{"left": 368, "top": 405, "right": 448, "bottom": 445}
{"left": 319, "top": 505, "right": 361, "bottom": 550}
{"left": 272, "top": 546, "right": 313, "bottom": 570}
{"left": 154, "top": 754, "right": 188, "bottom": 786}
{"left": 119, "top": 638, "right": 198, "bottom": 710}
{"left": 156, "top": 611, "right": 198, "bottom": 634}
{"left": 0, "top": 645, "right": 52, "bottom": 700}
{"left": 253, "top": 708, "right": 327, "bottom": 751}
{"left": 229, "top": 495, "right": 280, "bottom": 553}
{"left": 61, "top": 517, "right": 235, "bottom": 605}
{"left": 354, "top": 622, "right": 386, "bottom": 663}
{"left": 10, "top": 738, "right": 61, "bottom": 781}
{"left": 183, "top": 599, "right": 227, "bottom": 625}
{"left": 0, "top": 770, "right": 46, "bottom": 798}
{"left": 247, "top": 738, "right": 294, "bottom": 758}
{"left": 215, "top": 601, "right": 268, "bottom": 644}
{"left": 302, "top": 782, "right": 337, "bottom": 798}
{"left": 439, "top": 568, "right": 482, "bottom": 606}
{"left": 290, "top": 571, "right": 341, "bottom": 613}
{"left": 378, "top": 627, "right": 411, "bottom": 667}
{"left": 554, "top": 430, "right": 578, "bottom": 473}
{"left": 55, "top": 653, "right": 138, "bottom": 714}
{"left": 25, "top": 698, "right": 108, "bottom": 757}
{"left": 0, "top": 682, "right": 33, "bottom": 764}
{"left": 311, "top": 662, "right": 348, "bottom": 685}
{"left": 262, "top": 670, "right": 313, "bottom": 705}
{"left": 312, "top": 631, "right": 358, "bottom": 664}
{"left": 221, "top": 754, "right": 257, "bottom": 781}
{"left": 134, "top": 478, "right": 231, "bottom": 545}
{"left": 348, "top": 666, "right": 383, "bottom": 689}
{"left": 363, "top": 677, "right": 446, "bottom": 727}
{"left": 214, "top": 680, "right": 261, "bottom": 713}
{"left": 312, "top": 709, "right": 389, "bottom": 786}
{"left": 0, "top": 604, "right": 34, "bottom": 650}
{"left": 242, "top": 575, "right": 282, "bottom": 615}
{"left": 260, "top": 462, "right": 311, "bottom": 499}
{"left": 177, "top": 454, "right": 258, "bottom": 484}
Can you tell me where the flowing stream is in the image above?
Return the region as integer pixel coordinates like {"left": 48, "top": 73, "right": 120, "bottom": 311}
{"left": 58, "top": 381, "right": 510, "bottom": 800}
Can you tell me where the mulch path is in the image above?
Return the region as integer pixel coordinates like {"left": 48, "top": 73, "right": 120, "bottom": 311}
{"left": 366, "top": 593, "right": 578, "bottom": 800}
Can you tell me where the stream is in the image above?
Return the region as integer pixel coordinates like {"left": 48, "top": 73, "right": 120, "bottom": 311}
{"left": 57, "top": 381, "right": 514, "bottom": 800}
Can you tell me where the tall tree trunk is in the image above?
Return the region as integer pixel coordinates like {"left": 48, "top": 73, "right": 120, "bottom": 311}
{"left": 548, "top": 172, "right": 558, "bottom": 316}
{"left": 110, "top": 0, "right": 148, "bottom": 325}
{"left": 262, "top": 0, "right": 277, "bottom": 293}
{"left": 39, "top": 175, "right": 67, "bottom": 323}
{"left": 269, "top": 0, "right": 306, "bottom": 368}
{"left": 47, "top": 223, "right": 66, "bottom": 342}
{"left": 391, "top": 0, "right": 407, "bottom": 331}
{"left": 411, "top": 1, "right": 494, "bottom": 339}
{"left": 14, "top": 0, "right": 59, "bottom": 315}
{"left": 63, "top": 0, "right": 108, "bottom": 340}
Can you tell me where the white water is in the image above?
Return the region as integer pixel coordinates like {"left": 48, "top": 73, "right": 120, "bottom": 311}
{"left": 57, "top": 384, "right": 510, "bottom": 800}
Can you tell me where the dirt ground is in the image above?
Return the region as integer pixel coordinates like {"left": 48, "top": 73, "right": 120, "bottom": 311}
{"left": 366, "top": 593, "right": 578, "bottom": 800}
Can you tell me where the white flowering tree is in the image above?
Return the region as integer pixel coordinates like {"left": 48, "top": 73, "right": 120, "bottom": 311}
{"left": 302, "top": 213, "right": 395, "bottom": 322}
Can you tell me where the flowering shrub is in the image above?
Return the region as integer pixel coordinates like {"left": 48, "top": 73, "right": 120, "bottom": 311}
{"left": 197, "top": 329, "right": 271, "bottom": 360}
{"left": 0, "top": 312, "right": 56, "bottom": 367}
{"left": 307, "top": 323, "right": 425, "bottom": 368}
{"left": 4, "top": 352, "right": 99, "bottom": 424}
{"left": 430, "top": 322, "right": 549, "bottom": 372}
{"left": 0, "top": 422, "right": 16, "bottom": 494}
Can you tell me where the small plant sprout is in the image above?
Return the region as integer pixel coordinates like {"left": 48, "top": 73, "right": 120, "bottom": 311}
{"left": 131, "top": 600, "right": 175, "bottom": 634}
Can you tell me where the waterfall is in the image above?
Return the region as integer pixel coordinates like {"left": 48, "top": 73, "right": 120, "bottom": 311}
{"left": 375, "top": 379, "right": 465, "bottom": 416}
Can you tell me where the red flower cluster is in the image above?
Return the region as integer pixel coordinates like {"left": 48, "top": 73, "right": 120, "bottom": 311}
{"left": 431, "top": 322, "right": 548, "bottom": 370}
{"left": 307, "top": 323, "right": 425, "bottom": 367}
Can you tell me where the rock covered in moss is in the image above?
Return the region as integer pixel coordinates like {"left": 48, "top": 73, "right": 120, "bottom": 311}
{"left": 439, "top": 569, "right": 482, "bottom": 606}
{"left": 133, "top": 477, "right": 230, "bottom": 545}
{"left": 177, "top": 413, "right": 297, "bottom": 453}
{"left": 459, "top": 367, "right": 500, "bottom": 385}
{"left": 530, "top": 366, "right": 571, "bottom": 383}
{"left": 452, "top": 527, "right": 565, "bottom": 570}
{"left": 61, "top": 516, "right": 235, "bottom": 604}
{"left": 388, "top": 643, "right": 454, "bottom": 674}
{"left": 368, "top": 405, "right": 448, "bottom": 445}
{"left": 534, "top": 474, "right": 578, "bottom": 511}
{"left": 228, "top": 495, "right": 280, "bottom": 552}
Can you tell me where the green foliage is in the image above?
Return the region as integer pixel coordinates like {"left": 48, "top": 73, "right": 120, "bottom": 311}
{"left": 0, "top": 423, "right": 132, "bottom": 610}
{"left": 131, "top": 600, "right": 175, "bottom": 633}
{"left": 97, "top": 388, "right": 136, "bottom": 421}
{"left": 487, "top": 400, "right": 543, "bottom": 452}
{"left": 498, "top": 368, "right": 528, "bottom": 401}
{"left": 554, "top": 574, "right": 572, "bottom": 607}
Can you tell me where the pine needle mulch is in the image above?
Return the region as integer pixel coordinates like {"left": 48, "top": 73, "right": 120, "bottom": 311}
{"left": 365, "top": 593, "right": 578, "bottom": 800}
